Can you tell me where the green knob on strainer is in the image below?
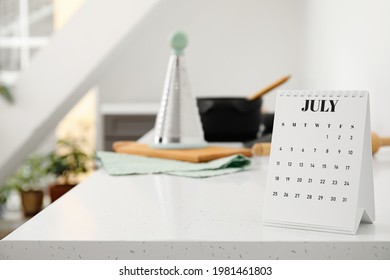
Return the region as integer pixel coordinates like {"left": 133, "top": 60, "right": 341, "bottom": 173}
{"left": 170, "top": 31, "right": 188, "bottom": 55}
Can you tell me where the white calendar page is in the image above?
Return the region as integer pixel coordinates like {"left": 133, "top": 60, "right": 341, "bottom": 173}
{"left": 263, "top": 90, "right": 374, "bottom": 234}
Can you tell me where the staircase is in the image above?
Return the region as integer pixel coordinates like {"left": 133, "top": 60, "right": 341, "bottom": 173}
{"left": 0, "top": 0, "right": 160, "bottom": 185}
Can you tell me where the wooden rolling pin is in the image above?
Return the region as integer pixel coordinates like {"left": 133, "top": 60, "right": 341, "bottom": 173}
{"left": 372, "top": 132, "right": 390, "bottom": 154}
{"left": 251, "top": 142, "right": 272, "bottom": 156}
{"left": 252, "top": 132, "right": 390, "bottom": 156}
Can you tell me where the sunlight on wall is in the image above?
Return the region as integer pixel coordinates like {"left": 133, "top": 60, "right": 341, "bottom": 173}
{"left": 54, "top": 0, "right": 86, "bottom": 28}
{"left": 53, "top": 0, "right": 96, "bottom": 159}
{"left": 55, "top": 88, "right": 97, "bottom": 158}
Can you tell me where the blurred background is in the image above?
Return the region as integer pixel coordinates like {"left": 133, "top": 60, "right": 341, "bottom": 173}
{"left": 1, "top": 0, "right": 390, "bottom": 235}
{"left": 0, "top": 0, "right": 95, "bottom": 155}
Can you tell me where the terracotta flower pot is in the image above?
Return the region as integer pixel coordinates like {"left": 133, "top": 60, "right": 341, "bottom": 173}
{"left": 20, "top": 190, "right": 44, "bottom": 217}
{"left": 49, "top": 183, "right": 76, "bottom": 203}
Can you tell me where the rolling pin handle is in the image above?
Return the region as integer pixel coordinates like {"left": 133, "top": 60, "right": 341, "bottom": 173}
{"left": 251, "top": 143, "right": 271, "bottom": 156}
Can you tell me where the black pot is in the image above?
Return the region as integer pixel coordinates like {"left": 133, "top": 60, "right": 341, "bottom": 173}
{"left": 197, "top": 97, "right": 262, "bottom": 142}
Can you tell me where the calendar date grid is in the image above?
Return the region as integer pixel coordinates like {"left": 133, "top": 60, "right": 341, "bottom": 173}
{"left": 270, "top": 165, "right": 351, "bottom": 202}
{"left": 270, "top": 190, "right": 349, "bottom": 204}
{"left": 270, "top": 153, "right": 353, "bottom": 204}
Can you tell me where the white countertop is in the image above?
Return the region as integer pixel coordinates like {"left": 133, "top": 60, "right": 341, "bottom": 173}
{"left": 2, "top": 149, "right": 390, "bottom": 259}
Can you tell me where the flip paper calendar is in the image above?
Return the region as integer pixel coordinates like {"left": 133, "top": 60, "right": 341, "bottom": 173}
{"left": 263, "top": 90, "right": 375, "bottom": 234}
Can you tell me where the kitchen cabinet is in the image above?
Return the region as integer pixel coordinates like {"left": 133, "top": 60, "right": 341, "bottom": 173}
{"left": 100, "top": 103, "right": 159, "bottom": 150}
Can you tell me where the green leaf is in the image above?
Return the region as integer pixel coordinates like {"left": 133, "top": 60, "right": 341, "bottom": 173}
{"left": 0, "top": 83, "right": 14, "bottom": 104}
{"left": 47, "top": 138, "right": 92, "bottom": 181}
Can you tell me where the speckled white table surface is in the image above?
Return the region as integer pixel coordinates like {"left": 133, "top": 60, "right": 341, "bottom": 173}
{"left": 1, "top": 151, "right": 390, "bottom": 259}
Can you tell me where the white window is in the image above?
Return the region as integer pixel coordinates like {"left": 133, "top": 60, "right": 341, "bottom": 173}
{"left": 0, "top": 0, "right": 53, "bottom": 84}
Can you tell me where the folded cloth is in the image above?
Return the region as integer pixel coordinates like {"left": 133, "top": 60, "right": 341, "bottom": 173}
{"left": 97, "top": 151, "right": 251, "bottom": 178}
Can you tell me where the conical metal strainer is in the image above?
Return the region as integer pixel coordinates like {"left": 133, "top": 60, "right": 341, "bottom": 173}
{"left": 152, "top": 31, "right": 207, "bottom": 149}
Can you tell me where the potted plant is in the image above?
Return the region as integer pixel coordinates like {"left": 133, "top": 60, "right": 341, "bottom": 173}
{"left": 2, "top": 154, "right": 49, "bottom": 217}
{"left": 0, "top": 81, "right": 13, "bottom": 104}
{"left": 47, "top": 139, "right": 91, "bottom": 202}
{"left": 0, "top": 79, "right": 13, "bottom": 216}
{"left": 0, "top": 183, "right": 12, "bottom": 217}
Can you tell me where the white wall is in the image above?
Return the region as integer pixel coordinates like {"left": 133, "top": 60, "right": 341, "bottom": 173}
{"left": 99, "top": 0, "right": 390, "bottom": 136}
{"left": 303, "top": 0, "right": 390, "bottom": 135}
{"left": 98, "top": 0, "right": 306, "bottom": 110}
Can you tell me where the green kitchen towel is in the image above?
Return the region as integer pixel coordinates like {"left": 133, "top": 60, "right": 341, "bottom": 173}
{"left": 97, "top": 151, "right": 251, "bottom": 178}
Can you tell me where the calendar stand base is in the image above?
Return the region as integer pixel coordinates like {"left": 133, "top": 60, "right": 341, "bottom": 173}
{"left": 264, "top": 207, "right": 374, "bottom": 235}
